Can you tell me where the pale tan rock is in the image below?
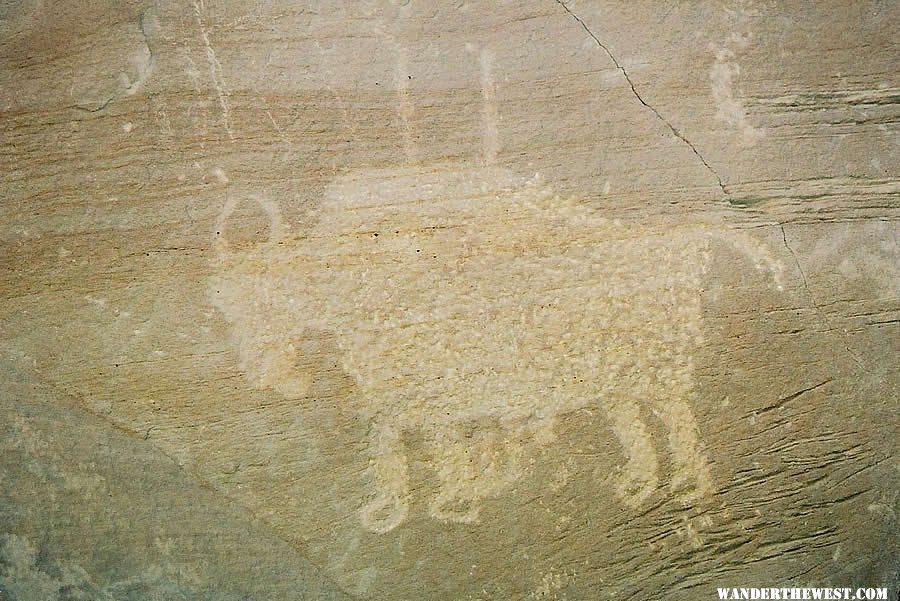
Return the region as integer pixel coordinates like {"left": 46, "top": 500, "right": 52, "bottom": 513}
{"left": 0, "top": 1, "right": 897, "bottom": 599}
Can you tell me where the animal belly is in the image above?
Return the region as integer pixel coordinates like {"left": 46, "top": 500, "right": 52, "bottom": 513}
{"left": 334, "top": 279, "right": 703, "bottom": 426}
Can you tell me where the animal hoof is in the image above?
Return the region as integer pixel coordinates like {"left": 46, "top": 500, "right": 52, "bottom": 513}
{"left": 360, "top": 492, "right": 408, "bottom": 534}
{"left": 430, "top": 494, "right": 480, "bottom": 524}
{"left": 615, "top": 470, "right": 658, "bottom": 508}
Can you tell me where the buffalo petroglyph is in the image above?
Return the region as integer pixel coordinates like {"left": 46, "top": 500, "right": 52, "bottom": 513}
{"left": 209, "top": 47, "right": 784, "bottom": 534}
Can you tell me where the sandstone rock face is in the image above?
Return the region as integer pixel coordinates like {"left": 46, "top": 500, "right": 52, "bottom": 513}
{"left": 1, "top": 1, "right": 897, "bottom": 600}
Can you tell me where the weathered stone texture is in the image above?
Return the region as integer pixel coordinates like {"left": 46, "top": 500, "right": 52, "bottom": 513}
{"left": 1, "top": 1, "right": 897, "bottom": 599}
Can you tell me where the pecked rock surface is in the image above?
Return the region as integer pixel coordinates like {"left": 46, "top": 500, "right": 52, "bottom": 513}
{"left": 1, "top": 1, "right": 897, "bottom": 599}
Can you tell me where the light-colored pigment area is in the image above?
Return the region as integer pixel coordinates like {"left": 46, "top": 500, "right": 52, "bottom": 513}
{"left": 207, "top": 43, "right": 785, "bottom": 534}
{"left": 209, "top": 165, "right": 783, "bottom": 533}
{"left": 3, "top": 2, "right": 897, "bottom": 597}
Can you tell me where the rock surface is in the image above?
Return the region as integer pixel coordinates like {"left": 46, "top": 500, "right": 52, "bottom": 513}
{"left": 1, "top": 1, "right": 898, "bottom": 599}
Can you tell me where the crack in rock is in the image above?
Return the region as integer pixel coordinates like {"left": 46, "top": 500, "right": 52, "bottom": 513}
{"left": 554, "top": 0, "right": 730, "bottom": 198}
{"left": 780, "top": 225, "right": 869, "bottom": 374}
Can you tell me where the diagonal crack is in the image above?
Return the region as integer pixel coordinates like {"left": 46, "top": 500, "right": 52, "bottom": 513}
{"left": 780, "top": 225, "right": 869, "bottom": 374}
{"left": 554, "top": 0, "right": 730, "bottom": 197}
{"left": 758, "top": 378, "right": 833, "bottom": 414}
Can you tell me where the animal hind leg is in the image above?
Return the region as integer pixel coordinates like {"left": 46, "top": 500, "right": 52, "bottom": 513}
{"left": 604, "top": 396, "right": 660, "bottom": 508}
{"left": 654, "top": 391, "right": 714, "bottom": 505}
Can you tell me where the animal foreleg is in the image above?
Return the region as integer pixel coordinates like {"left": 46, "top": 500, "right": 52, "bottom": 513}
{"left": 359, "top": 423, "right": 410, "bottom": 534}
